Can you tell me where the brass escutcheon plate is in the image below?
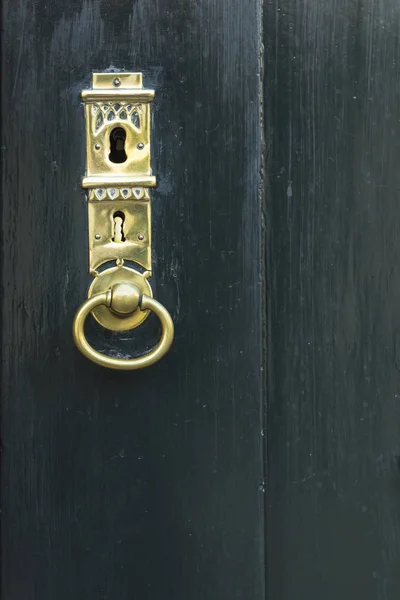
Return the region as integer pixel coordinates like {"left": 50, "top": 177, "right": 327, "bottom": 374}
{"left": 82, "top": 72, "right": 155, "bottom": 189}
{"left": 88, "top": 266, "right": 152, "bottom": 331}
{"left": 88, "top": 187, "right": 151, "bottom": 272}
{"left": 81, "top": 72, "right": 154, "bottom": 273}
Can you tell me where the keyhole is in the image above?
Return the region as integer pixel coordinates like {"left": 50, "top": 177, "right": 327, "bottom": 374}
{"left": 112, "top": 211, "right": 126, "bottom": 242}
{"left": 109, "top": 127, "right": 127, "bottom": 163}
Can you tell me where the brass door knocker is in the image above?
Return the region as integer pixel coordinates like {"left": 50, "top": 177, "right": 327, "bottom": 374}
{"left": 72, "top": 72, "right": 174, "bottom": 369}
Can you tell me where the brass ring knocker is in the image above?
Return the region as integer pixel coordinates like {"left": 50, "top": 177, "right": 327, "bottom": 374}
{"left": 74, "top": 73, "right": 174, "bottom": 369}
{"left": 73, "top": 282, "right": 174, "bottom": 371}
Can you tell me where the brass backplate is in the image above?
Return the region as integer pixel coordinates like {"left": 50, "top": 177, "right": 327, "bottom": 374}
{"left": 82, "top": 72, "right": 155, "bottom": 189}
{"left": 81, "top": 72, "right": 154, "bottom": 275}
{"left": 89, "top": 266, "right": 152, "bottom": 331}
{"left": 88, "top": 188, "right": 151, "bottom": 272}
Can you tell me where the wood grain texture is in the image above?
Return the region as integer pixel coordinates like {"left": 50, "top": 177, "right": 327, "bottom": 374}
{"left": 265, "top": 1, "right": 400, "bottom": 598}
{"left": 1, "top": 1, "right": 264, "bottom": 598}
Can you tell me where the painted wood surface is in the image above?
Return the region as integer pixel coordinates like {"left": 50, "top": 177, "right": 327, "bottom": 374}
{"left": 5, "top": 1, "right": 399, "bottom": 598}
{"left": 265, "top": 1, "right": 400, "bottom": 598}
{"left": 1, "top": 1, "right": 264, "bottom": 598}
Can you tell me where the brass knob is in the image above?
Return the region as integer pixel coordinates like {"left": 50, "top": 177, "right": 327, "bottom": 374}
{"left": 110, "top": 282, "right": 141, "bottom": 315}
{"left": 72, "top": 282, "right": 174, "bottom": 370}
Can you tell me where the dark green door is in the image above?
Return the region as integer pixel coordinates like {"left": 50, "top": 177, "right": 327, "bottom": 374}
{"left": 265, "top": 1, "right": 400, "bottom": 598}
{"left": 1, "top": 1, "right": 264, "bottom": 599}
{"left": 3, "top": 1, "right": 400, "bottom": 599}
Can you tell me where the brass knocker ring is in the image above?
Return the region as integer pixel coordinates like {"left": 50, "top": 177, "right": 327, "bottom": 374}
{"left": 73, "top": 282, "right": 174, "bottom": 371}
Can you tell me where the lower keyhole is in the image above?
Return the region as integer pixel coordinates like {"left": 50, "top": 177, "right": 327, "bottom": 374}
{"left": 109, "top": 127, "right": 127, "bottom": 163}
{"left": 112, "top": 211, "right": 126, "bottom": 242}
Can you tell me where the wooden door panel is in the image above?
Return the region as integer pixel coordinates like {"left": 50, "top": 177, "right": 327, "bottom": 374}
{"left": 265, "top": 1, "right": 400, "bottom": 598}
{"left": 1, "top": 1, "right": 264, "bottom": 598}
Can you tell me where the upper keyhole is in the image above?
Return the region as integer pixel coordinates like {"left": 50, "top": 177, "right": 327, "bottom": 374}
{"left": 109, "top": 127, "right": 127, "bottom": 163}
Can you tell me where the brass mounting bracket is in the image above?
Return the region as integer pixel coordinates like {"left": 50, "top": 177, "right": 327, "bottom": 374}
{"left": 81, "top": 72, "right": 155, "bottom": 329}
